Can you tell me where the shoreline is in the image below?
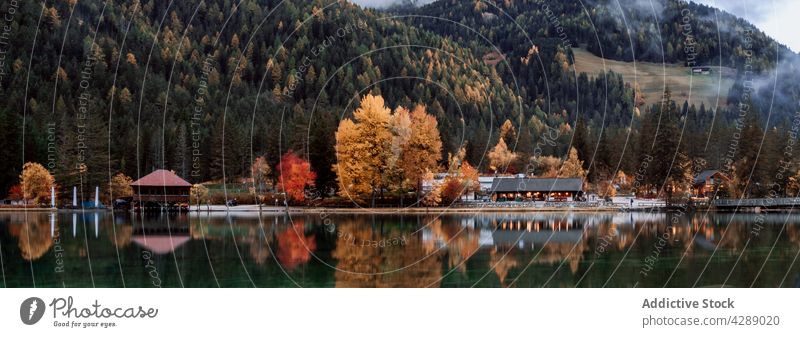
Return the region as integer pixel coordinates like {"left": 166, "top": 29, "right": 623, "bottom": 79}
{"left": 1, "top": 205, "right": 788, "bottom": 214}
{"left": 0, "top": 205, "right": 656, "bottom": 214}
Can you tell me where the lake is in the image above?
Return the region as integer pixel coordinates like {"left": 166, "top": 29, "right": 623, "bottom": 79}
{"left": 1, "top": 210, "right": 799, "bottom": 287}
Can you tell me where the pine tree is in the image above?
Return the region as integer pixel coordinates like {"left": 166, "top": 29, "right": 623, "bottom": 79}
{"left": 572, "top": 115, "right": 591, "bottom": 170}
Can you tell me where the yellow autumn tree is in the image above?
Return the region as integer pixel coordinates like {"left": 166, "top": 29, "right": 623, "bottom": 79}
{"left": 334, "top": 94, "right": 393, "bottom": 203}
{"left": 109, "top": 173, "right": 134, "bottom": 198}
{"left": 559, "top": 147, "right": 587, "bottom": 179}
{"left": 488, "top": 138, "right": 517, "bottom": 172}
{"left": 335, "top": 95, "right": 442, "bottom": 204}
{"left": 19, "top": 162, "right": 55, "bottom": 204}
{"left": 499, "top": 119, "right": 517, "bottom": 145}
{"left": 389, "top": 106, "right": 412, "bottom": 188}
{"left": 420, "top": 171, "right": 442, "bottom": 207}
{"left": 334, "top": 119, "right": 365, "bottom": 201}
{"left": 190, "top": 184, "right": 209, "bottom": 207}
{"left": 535, "top": 156, "right": 562, "bottom": 177}
{"left": 460, "top": 161, "right": 480, "bottom": 194}
{"left": 398, "top": 104, "right": 442, "bottom": 195}
{"left": 250, "top": 156, "right": 271, "bottom": 196}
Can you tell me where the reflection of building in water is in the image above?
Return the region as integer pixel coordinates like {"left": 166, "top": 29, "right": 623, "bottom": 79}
{"left": 126, "top": 213, "right": 192, "bottom": 254}
{"left": 131, "top": 226, "right": 191, "bottom": 255}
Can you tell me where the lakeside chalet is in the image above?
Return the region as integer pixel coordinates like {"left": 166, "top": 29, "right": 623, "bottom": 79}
{"left": 490, "top": 177, "right": 584, "bottom": 202}
{"left": 692, "top": 169, "right": 729, "bottom": 198}
{"left": 130, "top": 169, "right": 192, "bottom": 210}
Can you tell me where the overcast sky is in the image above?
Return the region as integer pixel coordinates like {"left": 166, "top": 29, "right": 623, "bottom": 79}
{"left": 349, "top": 0, "right": 799, "bottom": 53}
{"left": 692, "top": 0, "right": 800, "bottom": 52}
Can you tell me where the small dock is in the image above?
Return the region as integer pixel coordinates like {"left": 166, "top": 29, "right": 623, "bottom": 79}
{"left": 711, "top": 197, "right": 800, "bottom": 212}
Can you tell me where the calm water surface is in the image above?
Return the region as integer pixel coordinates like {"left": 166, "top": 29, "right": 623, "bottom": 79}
{"left": 1, "top": 211, "right": 799, "bottom": 287}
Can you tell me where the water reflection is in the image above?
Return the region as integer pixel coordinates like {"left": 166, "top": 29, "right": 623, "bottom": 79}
{"left": 0, "top": 211, "right": 799, "bottom": 287}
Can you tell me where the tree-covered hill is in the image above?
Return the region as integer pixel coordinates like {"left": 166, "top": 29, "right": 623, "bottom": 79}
{"left": 410, "top": 0, "right": 791, "bottom": 69}
{"left": 405, "top": 0, "right": 800, "bottom": 123}
{"left": 0, "top": 0, "right": 528, "bottom": 194}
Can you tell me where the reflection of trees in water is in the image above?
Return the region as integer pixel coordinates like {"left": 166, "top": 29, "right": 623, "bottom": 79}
{"left": 788, "top": 226, "right": 800, "bottom": 246}
{"left": 333, "top": 218, "right": 442, "bottom": 287}
{"left": 108, "top": 225, "right": 132, "bottom": 248}
{"left": 276, "top": 218, "right": 316, "bottom": 269}
{"left": 632, "top": 215, "right": 695, "bottom": 249}
{"left": 426, "top": 219, "right": 479, "bottom": 274}
{"left": 537, "top": 241, "right": 587, "bottom": 274}
{"left": 18, "top": 221, "right": 53, "bottom": 261}
{"left": 248, "top": 227, "right": 271, "bottom": 265}
{"left": 489, "top": 249, "right": 518, "bottom": 286}
{"left": 188, "top": 215, "right": 275, "bottom": 265}
{"left": 720, "top": 223, "right": 747, "bottom": 251}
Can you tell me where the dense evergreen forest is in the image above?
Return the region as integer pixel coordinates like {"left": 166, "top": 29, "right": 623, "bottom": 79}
{"left": 1, "top": 0, "right": 799, "bottom": 201}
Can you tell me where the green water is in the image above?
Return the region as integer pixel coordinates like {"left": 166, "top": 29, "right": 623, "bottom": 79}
{"left": 1, "top": 211, "right": 799, "bottom": 287}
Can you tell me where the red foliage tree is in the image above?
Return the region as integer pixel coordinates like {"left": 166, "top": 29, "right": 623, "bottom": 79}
{"left": 277, "top": 151, "right": 317, "bottom": 203}
{"left": 7, "top": 184, "right": 23, "bottom": 200}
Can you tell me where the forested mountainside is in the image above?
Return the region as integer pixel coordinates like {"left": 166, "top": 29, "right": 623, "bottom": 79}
{"left": 407, "top": 0, "right": 800, "bottom": 121}
{"left": 1, "top": 0, "right": 799, "bottom": 199}
{"left": 0, "top": 0, "right": 527, "bottom": 194}
{"left": 411, "top": 0, "right": 789, "bottom": 68}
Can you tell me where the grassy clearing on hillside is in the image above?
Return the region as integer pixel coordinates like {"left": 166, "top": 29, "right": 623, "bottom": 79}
{"left": 571, "top": 48, "right": 735, "bottom": 108}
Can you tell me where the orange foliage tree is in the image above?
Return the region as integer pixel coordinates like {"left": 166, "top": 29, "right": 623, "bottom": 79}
{"left": 440, "top": 178, "right": 465, "bottom": 205}
{"left": 277, "top": 151, "right": 316, "bottom": 203}
{"left": 19, "top": 162, "right": 55, "bottom": 204}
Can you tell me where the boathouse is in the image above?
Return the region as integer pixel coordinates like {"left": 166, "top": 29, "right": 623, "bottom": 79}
{"left": 490, "top": 177, "right": 583, "bottom": 202}
{"left": 130, "top": 169, "right": 191, "bottom": 209}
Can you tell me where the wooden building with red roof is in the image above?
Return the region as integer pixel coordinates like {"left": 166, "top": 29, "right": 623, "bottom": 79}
{"left": 130, "top": 170, "right": 191, "bottom": 209}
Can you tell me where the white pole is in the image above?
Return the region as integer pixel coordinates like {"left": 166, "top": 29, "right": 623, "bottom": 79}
{"left": 73, "top": 186, "right": 77, "bottom": 206}
{"left": 72, "top": 213, "right": 77, "bottom": 237}
{"left": 94, "top": 213, "right": 99, "bottom": 238}
{"left": 51, "top": 186, "right": 55, "bottom": 208}
{"left": 50, "top": 213, "right": 55, "bottom": 237}
{"left": 95, "top": 186, "right": 99, "bottom": 208}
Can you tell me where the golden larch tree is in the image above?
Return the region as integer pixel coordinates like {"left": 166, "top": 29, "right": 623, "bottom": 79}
{"left": 488, "top": 138, "right": 517, "bottom": 172}
{"left": 19, "top": 162, "right": 55, "bottom": 204}
{"left": 109, "top": 173, "right": 134, "bottom": 198}
{"left": 559, "top": 147, "right": 587, "bottom": 179}
{"left": 398, "top": 104, "right": 442, "bottom": 194}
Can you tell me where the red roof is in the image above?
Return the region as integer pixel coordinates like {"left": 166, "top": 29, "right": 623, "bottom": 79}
{"left": 130, "top": 169, "right": 192, "bottom": 187}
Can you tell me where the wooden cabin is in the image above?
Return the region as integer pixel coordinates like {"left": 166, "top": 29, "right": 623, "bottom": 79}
{"left": 130, "top": 170, "right": 191, "bottom": 210}
{"left": 692, "top": 169, "right": 729, "bottom": 198}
